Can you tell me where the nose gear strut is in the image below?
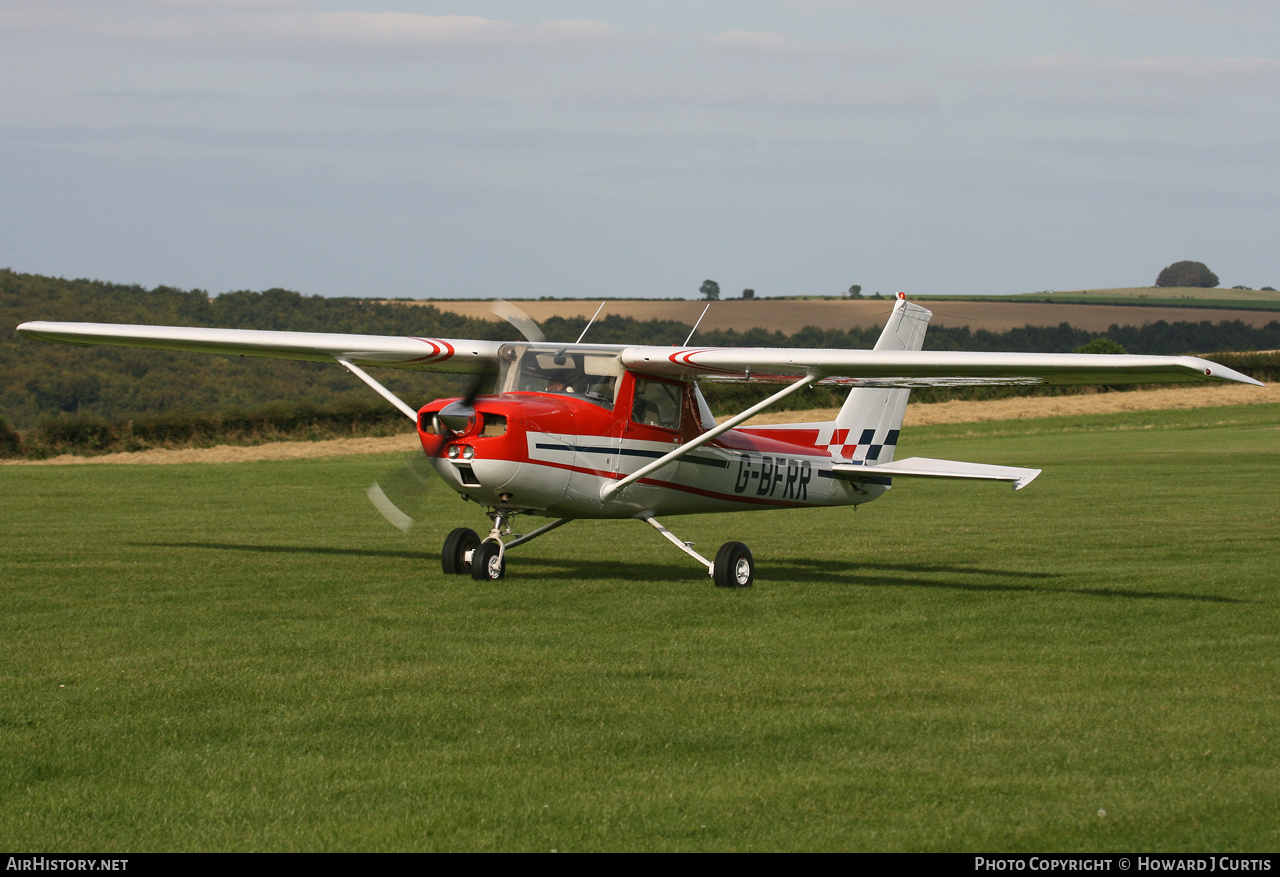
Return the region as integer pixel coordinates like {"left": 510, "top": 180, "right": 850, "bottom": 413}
{"left": 441, "top": 511, "right": 574, "bottom": 581}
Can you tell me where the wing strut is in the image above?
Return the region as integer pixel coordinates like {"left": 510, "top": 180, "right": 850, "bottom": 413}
{"left": 336, "top": 358, "right": 418, "bottom": 422}
{"left": 600, "top": 374, "right": 818, "bottom": 501}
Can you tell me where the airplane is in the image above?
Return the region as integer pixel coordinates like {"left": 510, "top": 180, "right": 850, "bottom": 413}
{"left": 16, "top": 293, "right": 1263, "bottom": 587}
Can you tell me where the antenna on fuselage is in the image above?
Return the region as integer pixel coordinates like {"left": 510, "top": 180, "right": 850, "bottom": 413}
{"left": 683, "top": 304, "right": 710, "bottom": 347}
{"left": 576, "top": 302, "right": 607, "bottom": 343}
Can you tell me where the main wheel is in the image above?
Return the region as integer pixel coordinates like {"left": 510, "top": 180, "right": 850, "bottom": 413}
{"left": 713, "top": 541, "right": 754, "bottom": 588}
{"left": 470, "top": 539, "right": 506, "bottom": 581}
{"left": 442, "top": 528, "right": 480, "bottom": 575}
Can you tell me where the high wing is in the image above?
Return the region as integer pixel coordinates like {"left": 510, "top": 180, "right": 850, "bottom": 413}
{"left": 619, "top": 346, "right": 1263, "bottom": 387}
{"left": 16, "top": 319, "right": 1263, "bottom": 388}
{"left": 15, "top": 322, "right": 504, "bottom": 375}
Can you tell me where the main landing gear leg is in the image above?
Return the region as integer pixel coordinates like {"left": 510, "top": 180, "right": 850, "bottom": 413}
{"left": 442, "top": 514, "right": 573, "bottom": 582}
{"left": 639, "top": 514, "right": 755, "bottom": 588}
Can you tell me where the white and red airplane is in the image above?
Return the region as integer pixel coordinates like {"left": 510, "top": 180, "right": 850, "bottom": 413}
{"left": 17, "top": 294, "right": 1262, "bottom": 587}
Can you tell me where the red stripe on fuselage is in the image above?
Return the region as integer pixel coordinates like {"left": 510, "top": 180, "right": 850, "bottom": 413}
{"left": 736, "top": 427, "right": 823, "bottom": 451}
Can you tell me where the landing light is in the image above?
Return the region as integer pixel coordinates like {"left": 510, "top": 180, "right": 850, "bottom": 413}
{"left": 446, "top": 445, "right": 460, "bottom": 459}
{"left": 462, "top": 446, "right": 475, "bottom": 460}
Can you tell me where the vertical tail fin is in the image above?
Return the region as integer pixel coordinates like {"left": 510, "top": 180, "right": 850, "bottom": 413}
{"left": 831, "top": 293, "right": 932, "bottom": 464}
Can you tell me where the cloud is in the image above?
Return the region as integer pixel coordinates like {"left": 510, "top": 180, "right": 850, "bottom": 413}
{"left": 0, "top": 3, "right": 623, "bottom": 60}
{"left": 706, "top": 29, "right": 898, "bottom": 62}
{"left": 566, "top": 82, "right": 935, "bottom": 113}
{"left": 90, "top": 87, "right": 249, "bottom": 105}
{"left": 970, "top": 54, "right": 1280, "bottom": 91}
{"left": 1081, "top": 0, "right": 1276, "bottom": 25}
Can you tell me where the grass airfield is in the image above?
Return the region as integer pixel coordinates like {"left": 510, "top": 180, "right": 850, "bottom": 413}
{"left": 2, "top": 404, "right": 1278, "bottom": 852}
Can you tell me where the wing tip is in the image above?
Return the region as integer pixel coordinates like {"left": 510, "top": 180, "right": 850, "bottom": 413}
{"left": 1013, "top": 469, "right": 1043, "bottom": 490}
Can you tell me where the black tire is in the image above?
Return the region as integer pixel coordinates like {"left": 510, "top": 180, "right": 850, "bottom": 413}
{"left": 442, "top": 528, "right": 480, "bottom": 575}
{"left": 713, "top": 542, "right": 754, "bottom": 588}
{"left": 470, "top": 539, "right": 506, "bottom": 581}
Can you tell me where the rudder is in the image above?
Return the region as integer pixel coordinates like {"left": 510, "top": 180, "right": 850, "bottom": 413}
{"left": 830, "top": 293, "right": 933, "bottom": 464}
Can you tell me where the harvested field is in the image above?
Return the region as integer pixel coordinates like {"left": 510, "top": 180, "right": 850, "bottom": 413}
{"left": 392, "top": 298, "right": 1280, "bottom": 334}
{"left": 9, "top": 383, "right": 1274, "bottom": 466}
{"left": 749, "top": 382, "right": 1279, "bottom": 426}
{"left": 1029, "top": 286, "right": 1280, "bottom": 304}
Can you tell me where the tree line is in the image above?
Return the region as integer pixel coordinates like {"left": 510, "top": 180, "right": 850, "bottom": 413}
{"left": 3, "top": 270, "right": 1277, "bottom": 458}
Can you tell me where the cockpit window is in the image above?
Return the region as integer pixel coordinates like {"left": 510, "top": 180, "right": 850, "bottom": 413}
{"left": 631, "top": 378, "right": 682, "bottom": 431}
{"left": 497, "top": 345, "right": 621, "bottom": 409}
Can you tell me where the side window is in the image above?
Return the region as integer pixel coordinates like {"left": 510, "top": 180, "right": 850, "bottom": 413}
{"left": 631, "top": 379, "right": 682, "bottom": 431}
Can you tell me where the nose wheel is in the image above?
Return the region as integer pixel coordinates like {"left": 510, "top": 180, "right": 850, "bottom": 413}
{"left": 471, "top": 539, "right": 506, "bottom": 581}
{"left": 440, "top": 526, "right": 505, "bottom": 581}
{"left": 440, "top": 515, "right": 573, "bottom": 581}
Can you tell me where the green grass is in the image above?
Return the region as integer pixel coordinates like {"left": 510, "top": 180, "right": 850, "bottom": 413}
{"left": 2, "top": 404, "right": 1278, "bottom": 851}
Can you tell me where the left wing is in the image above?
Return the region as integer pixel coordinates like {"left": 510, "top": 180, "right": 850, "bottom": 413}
{"left": 618, "top": 346, "right": 1263, "bottom": 387}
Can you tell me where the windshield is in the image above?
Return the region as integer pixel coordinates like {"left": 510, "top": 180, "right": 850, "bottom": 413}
{"left": 497, "top": 344, "right": 623, "bottom": 409}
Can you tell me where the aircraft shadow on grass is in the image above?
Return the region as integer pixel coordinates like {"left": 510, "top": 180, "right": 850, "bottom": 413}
{"left": 131, "top": 541, "right": 437, "bottom": 562}
{"left": 131, "top": 541, "right": 1250, "bottom": 604}
{"left": 767, "top": 558, "right": 1251, "bottom": 603}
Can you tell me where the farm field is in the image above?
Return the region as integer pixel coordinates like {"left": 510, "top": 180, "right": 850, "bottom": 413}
{"left": 1010, "top": 286, "right": 1280, "bottom": 302}
{"left": 2, "top": 403, "right": 1278, "bottom": 851}
{"left": 996, "top": 287, "right": 1280, "bottom": 312}
{"left": 398, "top": 297, "right": 1280, "bottom": 335}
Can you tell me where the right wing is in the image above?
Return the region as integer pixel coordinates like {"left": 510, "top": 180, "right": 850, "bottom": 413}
{"left": 15, "top": 322, "right": 504, "bottom": 374}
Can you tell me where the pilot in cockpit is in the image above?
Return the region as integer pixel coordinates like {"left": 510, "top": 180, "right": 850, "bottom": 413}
{"left": 546, "top": 369, "right": 586, "bottom": 393}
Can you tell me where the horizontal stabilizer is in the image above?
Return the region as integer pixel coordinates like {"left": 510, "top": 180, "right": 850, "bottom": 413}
{"left": 831, "top": 456, "right": 1042, "bottom": 490}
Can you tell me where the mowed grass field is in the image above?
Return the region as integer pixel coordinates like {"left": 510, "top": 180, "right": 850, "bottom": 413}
{"left": 2, "top": 404, "right": 1278, "bottom": 851}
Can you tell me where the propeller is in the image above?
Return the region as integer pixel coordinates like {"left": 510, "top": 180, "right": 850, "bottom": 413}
{"left": 366, "top": 300, "right": 545, "bottom": 532}
{"left": 436, "top": 299, "right": 544, "bottom": 434}
{"left": 366, "top": 454, "right": 436, "bottom": 534}
{"left": 490, "top": 298, "right": 545, "bottom": 344}
{"left": 435, "top": 370, "right": 491, "bottom": 436}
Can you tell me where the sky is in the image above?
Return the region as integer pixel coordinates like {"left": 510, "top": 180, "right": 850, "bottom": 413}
{"left": 2, "top": 0, "right": 1278, "bottom": 300}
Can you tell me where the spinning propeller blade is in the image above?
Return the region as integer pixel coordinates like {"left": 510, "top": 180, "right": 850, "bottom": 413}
{"left": 366, "top": 454, "right": 436, "bottom": 532}
{"left": 490, "top": 299, "right": 546, "bottom": 343}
